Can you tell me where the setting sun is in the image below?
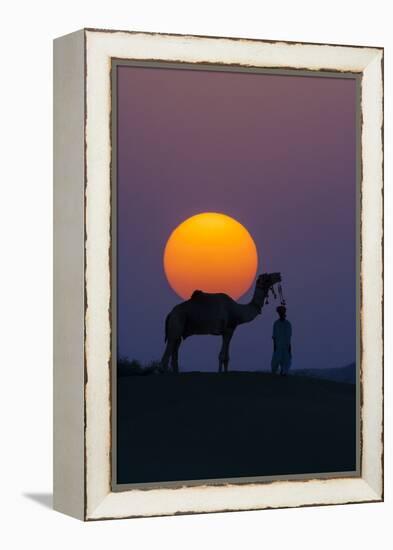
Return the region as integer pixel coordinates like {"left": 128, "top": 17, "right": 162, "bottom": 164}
{"left": 163, "top": 212, "right": 258, "bottom": 300}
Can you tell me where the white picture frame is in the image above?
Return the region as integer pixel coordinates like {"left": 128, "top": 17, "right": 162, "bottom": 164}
{"left": 53, "top": 28, "right": 383, "bottom": 520}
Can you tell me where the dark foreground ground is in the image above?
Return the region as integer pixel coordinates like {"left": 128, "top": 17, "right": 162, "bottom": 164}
{"left": 117, "top": 372, "right": 357, "bottom": 484}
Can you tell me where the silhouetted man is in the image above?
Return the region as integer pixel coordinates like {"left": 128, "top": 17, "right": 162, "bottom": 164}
{"left": 271, "top": 305, "right": 292, "bottom": 376}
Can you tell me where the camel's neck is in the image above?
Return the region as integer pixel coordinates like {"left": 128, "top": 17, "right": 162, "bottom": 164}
{"left": 234, "top": 285, "right": 268, "bottom": 325}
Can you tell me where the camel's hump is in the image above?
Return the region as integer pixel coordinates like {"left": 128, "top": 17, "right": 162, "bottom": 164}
{"left": 190, "top": 289, "right": 231, "bottom": 301}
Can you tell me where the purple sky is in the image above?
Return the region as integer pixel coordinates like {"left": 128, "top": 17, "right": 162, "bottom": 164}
{"left": 116, "top": 65, "right": 357, "bottom": 371}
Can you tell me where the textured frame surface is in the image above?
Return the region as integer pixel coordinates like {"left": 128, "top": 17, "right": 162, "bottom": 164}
{"left": 58, "top": 29, "right": 383, "bottom": 520}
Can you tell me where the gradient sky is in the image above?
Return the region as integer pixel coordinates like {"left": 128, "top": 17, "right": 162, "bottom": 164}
{"left": 116, "top": 65, "right": 357, "bottom": 372}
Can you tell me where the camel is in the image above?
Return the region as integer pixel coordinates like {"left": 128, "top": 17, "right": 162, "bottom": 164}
{"left": 160, "top": 272, "right": 281, "bottom": 373}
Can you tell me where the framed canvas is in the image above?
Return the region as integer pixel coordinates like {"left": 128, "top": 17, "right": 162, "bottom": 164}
{"left": 53, "top": 28, "right": 383, "bottom": 520}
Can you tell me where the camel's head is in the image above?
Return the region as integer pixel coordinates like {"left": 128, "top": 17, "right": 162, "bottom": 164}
{"left": 256, "top": 272, "right": 281, "bottom": 291}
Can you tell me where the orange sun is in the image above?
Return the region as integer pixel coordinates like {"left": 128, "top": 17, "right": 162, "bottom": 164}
{"left": 163, "top": 212, "right": 258, "bottom": 300}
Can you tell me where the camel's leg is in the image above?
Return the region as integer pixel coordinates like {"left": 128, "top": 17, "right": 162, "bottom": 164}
{"left": 219, "top": 331, "right": 233, "bottom": 373}
{"left": 223, "top": 331, "right": 233, "bottom": 373}
{"left": 171, "top": 338, "right": 181, "bottom": 374}
{"left": 218, "top": 336, "right": 225, "bottom": 373}
{"left": 160, "top": 340, "right": 175, "bottom": 372}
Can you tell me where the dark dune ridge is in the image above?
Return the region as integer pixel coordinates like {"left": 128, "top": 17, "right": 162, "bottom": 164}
{"left": 117, "top": 372, "right": 357, "bottom": 485}
{"left": 292, "top": 363, "right": 356, "bottom": 384}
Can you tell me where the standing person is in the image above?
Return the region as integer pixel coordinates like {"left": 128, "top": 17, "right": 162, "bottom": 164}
{"left": 271, "top": 305, "right": 292, "bottom": 376}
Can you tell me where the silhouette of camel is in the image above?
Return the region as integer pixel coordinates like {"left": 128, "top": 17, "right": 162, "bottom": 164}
{"left": 160, "top": 272, "right": 281, "bottom": 373}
